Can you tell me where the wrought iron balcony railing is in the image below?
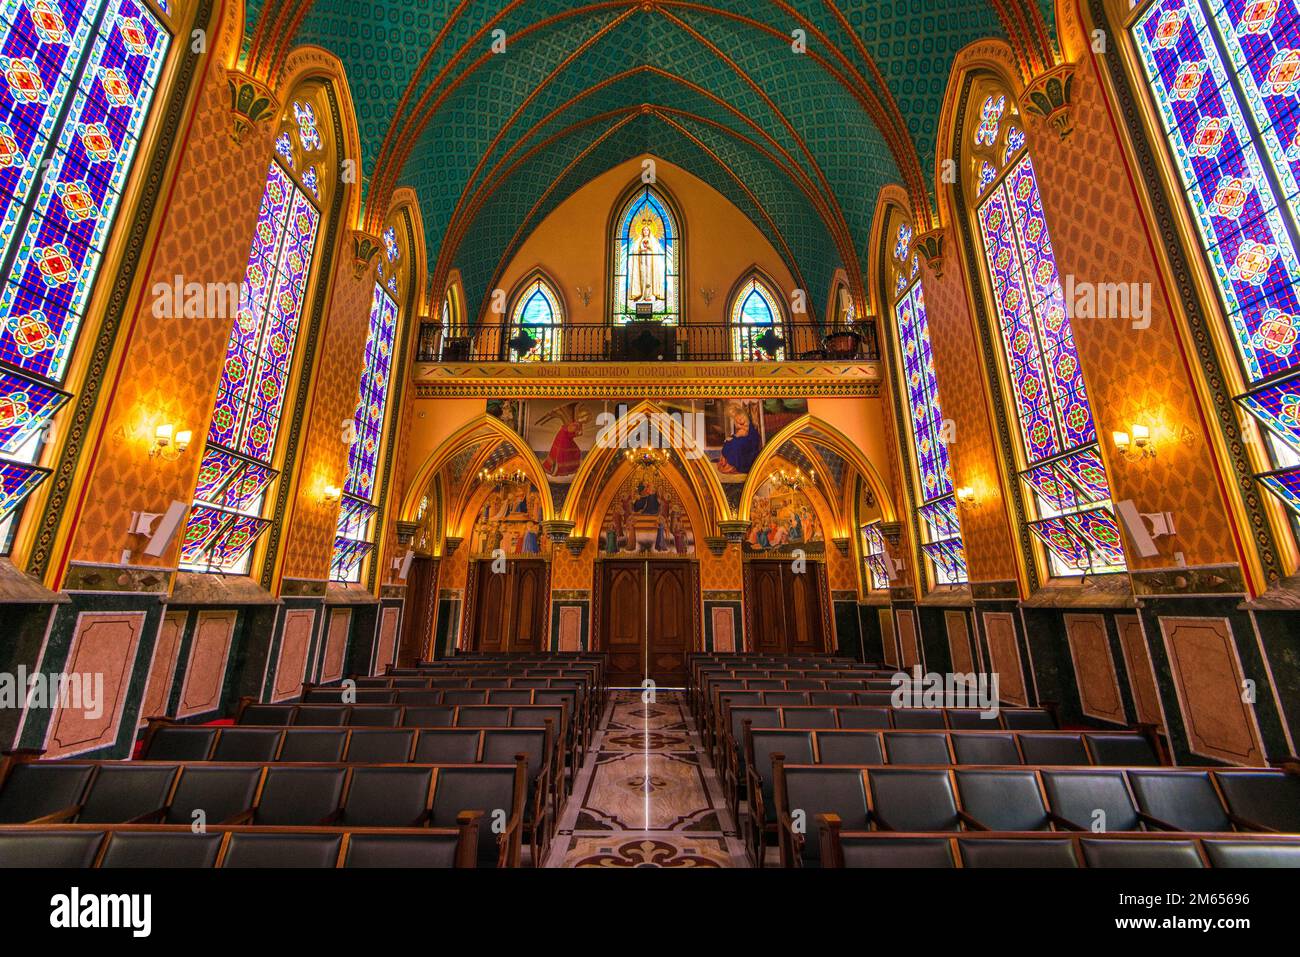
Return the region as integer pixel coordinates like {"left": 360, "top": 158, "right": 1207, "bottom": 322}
{"left": 415, "top": 320, "right": 879, "bottom": 364}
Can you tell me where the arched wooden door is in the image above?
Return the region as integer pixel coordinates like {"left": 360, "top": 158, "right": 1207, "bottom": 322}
{"left": 467, "top": 559, "right": 549, "bottom": 652}
{"left": 743, "top": 559, "right": 829, "bottom": 655}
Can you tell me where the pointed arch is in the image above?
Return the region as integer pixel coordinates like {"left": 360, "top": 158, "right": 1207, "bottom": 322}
{"left": 503, "top": 267, "right": 566, "bottom": 362}
{"left": 608, "top": 175, "right": 686, "bottom": 325}
{"left": 561, "top": 400, "right": 730, "bottom": 534}
{"left": 588, "top": 455, "right": 709, "bottom": 556}
{"left": 726, "top": 266, "right": 789, "bottom": 361}
{"left": 739, "top": 416, "right": 897, "bottom": 528}
{"left": 399, "top": 413, "right": 556, "bottom": 530}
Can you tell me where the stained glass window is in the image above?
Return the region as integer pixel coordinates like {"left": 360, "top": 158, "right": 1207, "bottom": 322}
{"left": 507, "top": 276, "right": 562, "bottom": 362}
{"left": 1133, "top": 0, "right": 1300, "bottom": 519}
{"left": 611, "top": 185, "right": 679, "bottom": 324}
{"left": 975, "top": 130, "right": 1127, "bottom": 575}
{"left": 891, "top": 223, "right": 968, "bottom": 587}
{"left": 181, "top": 150, "right": 322, "bottom": 574}
{"left": 860, "top": 521, "right": 890, "bottom": 590}
{"left": 0, "top": 0, "right": 171, "bottom": 549}
{"left": 331, "top": 284, "right": 399, "bottom": 582}
{"left": 730, "top": 276, "right": 786, "bottom": 360}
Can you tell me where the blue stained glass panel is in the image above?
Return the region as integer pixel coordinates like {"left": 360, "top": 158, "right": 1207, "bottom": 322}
{"left": 0, "top": 365, "right": 66, "bottom": 453}
{"left": 0, "top": 455, "right": 48, "bottom": 518}
{"left": 1237, "top": 372, "right": 1300, "bottom": 451}
{"left": 1259, "top": 464, "right": 1300, "bottom": 512}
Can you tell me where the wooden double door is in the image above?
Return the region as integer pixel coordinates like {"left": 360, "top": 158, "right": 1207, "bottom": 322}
{"left": 744, "top": 560, "right": 829, "bottom": 656}
{"left": 467, "top": 559, "right": 549, "bottom": 653}
{"left": 598, "top": 560, "right": 697, "bottom": 686}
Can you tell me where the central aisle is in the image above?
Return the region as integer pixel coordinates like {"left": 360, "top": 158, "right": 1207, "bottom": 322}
{"left": 545, "top": 689, "right": 749, "bottom": 867}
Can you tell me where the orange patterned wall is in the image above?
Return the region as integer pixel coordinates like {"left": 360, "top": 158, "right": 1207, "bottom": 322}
{"left": 58, "top": 57, "right": 276, "bottom": 577}
{"left": 278, "top": 260, "right": 376, "bottom": 582}
{"left": 1026, "top": 61, "right": 1241, "bottom": 571}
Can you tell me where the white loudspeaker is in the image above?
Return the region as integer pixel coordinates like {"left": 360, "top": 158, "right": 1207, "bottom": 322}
{"left": 143, "top": 500, "right": 189, "bottom": 557}
{"left": 1116, "top": 499, "right": 1176, "bottom": 559}
{"left": 398, "top": 549, "right": 415, "bottom": 580}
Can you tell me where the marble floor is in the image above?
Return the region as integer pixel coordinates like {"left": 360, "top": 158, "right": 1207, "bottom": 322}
{"left": 544, "top": 689, "right": 749, "bottom": 867}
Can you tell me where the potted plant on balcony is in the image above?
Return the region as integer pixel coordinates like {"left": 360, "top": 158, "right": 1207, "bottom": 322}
{"left": 823, "top": 326, "right": 860, "bottom": 359}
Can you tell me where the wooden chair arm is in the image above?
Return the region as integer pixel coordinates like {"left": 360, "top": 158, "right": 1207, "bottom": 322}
{"left": 27, "top": 804, "right": 82, "bottom": 825}
{"left": 1228, "top": 813, "right": 1278, "bottom": 834}
{"left": 816, "top": 812, "right": 843, "bottom": 869}
{"left": 220, "top": 808, "right": 256, "bottom": 826}
{"left": 957, "top": 810, "right": 990, "bottom": 831}
{"left": 455, "top": 810, "right": 483, "bottom": 868}
{"left": 126, "top": 807, "right": 168, "bottom": 825}
{"left": 1048, "top": 812, "right": 1085, "bottom": 832}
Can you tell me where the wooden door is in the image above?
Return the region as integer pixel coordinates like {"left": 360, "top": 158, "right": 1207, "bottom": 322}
{"left": 470, "top": 560, "right": 508, "bottom": 652}
{"left": 506, "top": 560, "right": 548, "bottom": 652}
{"left": 744, "top": 560, "right": 829, "bottom": 655}
{"left": 647, "top": 561, "right": 693, "bottom": 685}
{"left": 399, "top": 556, "right": 438, "bottom": 665}
{"left": 600, "top": 560, "right": 646, "bottom": 684}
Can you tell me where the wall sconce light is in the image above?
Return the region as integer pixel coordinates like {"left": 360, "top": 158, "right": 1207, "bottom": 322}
{"left": 149, "top": 424, "right": 191, "bottom": 460}
{"left": 1112, "top": 423, "right": 1156, "bottom": 461}
{"left": 322, "top": 484, "right": 342, "bottom": 503}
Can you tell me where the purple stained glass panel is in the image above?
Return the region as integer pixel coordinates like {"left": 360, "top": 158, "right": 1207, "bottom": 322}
{"left": 0, "top": 456, "right": 48, "bottom": 518}
{"left": 178, "top": 504, "right": 230, "bottom": 566}
{"left": 1259, "top": 464, "right": 1300, "bottom": 513}
{"left": 1237, "top": 373, "right": 1300, "bottom": 451}
{"left": 0, "top": 366, "right": 67, "bottom": 453}
{"left": 205, "top": 512, "right": 270, "bottom": 570}
{"left": 0, "top": 0, "right": 170, "bottom": 381}
{"left": 330, "top": 536, "right": 373, "bottom": 581}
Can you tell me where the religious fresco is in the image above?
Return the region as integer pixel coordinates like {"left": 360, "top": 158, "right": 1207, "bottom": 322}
{"left": 487, "top": 397, "right": 809, "bottom": 485}
{"left": 598, "top": 470, "right": 695, "bottom": 556}
{"left": 469, "top": 480, "right": 546, "bottom": 557}
{"left": 743, "top": 474, "right": 824, "bottom": 555}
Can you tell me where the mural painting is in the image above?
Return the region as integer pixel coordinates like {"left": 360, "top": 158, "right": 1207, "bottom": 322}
{"left": 469, "top": 480, "right": 546, "bottom": 557}
{"left": 598, "top": 470, "right": 695, "bottom": 556}
{"left": 744, "top": 474, "right": 824, "bottom": 555}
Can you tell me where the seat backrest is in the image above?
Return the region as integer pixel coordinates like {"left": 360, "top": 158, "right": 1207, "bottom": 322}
{"left": 782, "top": 767, "right": 868, "bottom": 866}
{"left": 239, "top": 704, "right": 294, "bottom": 726}
{"left": 430, "top": 766, "right": 518, "bottom": 868}
{"left": 1079, "top": 838, "right": 1203, "bottom": 868}
{"left": 837, "top": 707, "right": 891, "bottom": 730}
{"left": 397, "top": 691, "right": 445, "bottom": 706}
{"left": 763, "top": 692, "right": 809, "bottom": 706}
{"left": 402, "top": 706, "right": 454, "bottom": 727}
{"left": 1214, "top": 771, "right": 1300, "bottom": 832}
{"left": 144, "top": 726, "right": 217, "bottom": 760}
{"left": 1085, "top": 733, "right": 1159, "bottom": 766}
{"left": 730, "top": 707, "right": 780, "bottom": 752}
{"left": 809, "top": 692, "right": 856, "bottom": 706}
{"left": 444, "top": 690, "right": 489, "bottom": 706}
{"left": 856, "top": 692, "right": 895, "bottom": 707}
{"left": 343, "top": 832, "right": 462, "bottom": 868}
{"left": 783, "top": 707, "right": 837, "bottom": 730}
{"left": 891, "top": 710, "right": 946, "bottom": 730}
{"left": 212, "top": 728, "right": 283, "bottom": 762}
{"left": 0, "top": 763, "right": 94, "bottom": 823}
{"left": 293, "top": 706, "right": 347, "bottom": 727}
{"left": 345, "top": 729, "right": 415, "bottom": 763}
{"left": 165, "top": 766, "right": 264, "bottom": 825}
{"left": 101, "top": 831, "right": 224, "bottom": 868}
{"left": 279, "top": 729, "right": 348, "bottom": 762}
{"left": 392, "top": 677, "right": 430, "bottom": 688}
{"left": 838, "top": 837, "right": 955, "bottom": 868}
{"left": 882, "top": 732, "right": 951, "bottom": 766}
{"left": 346, "top": 706, "right": 402, "bottom": 727}
{"left": 1202, "top": 839, "right": 1300, "bottom": 868}
{"left": 1129, "top": 771, "right": 1230, "bottom": 832}
{"left": 815, "top": 731, "right": 883, "bottom": 766}
{"left": 413, "top": 729, "right": 482, "bottom": 764}
{"left": 0, "top": 830, "right": 105, "bottom": 867}
{"left": 955, "top": 769, "right": 1051, "bottom": 831}
{"left": 343, "top": 767, "right": 432, "bottom": 827}
{"left": 1018, "top": 733, "right": 1089, "bottom": 766}
{"left": 868, "top": 769, "right": 961, "bottom": 832}
{"left": 221, "top": 832, "right": 342, "bottom": 868}
{"left": 256, "top": 767, "right": 347, "bottom": 825}
{"left": 482, "top": 730, "right": 547, "bottom": 782}
{"left": 1001, "top": 708, "right": 1056, "bottom": 730}
{"left": 958, "top": 838, "right": 1078, "bottom": 868}
{"left": 79, "top": 765, "right": 180, "bottom": 823}
{"left": 487, "top": 689, "right": 533, "bottom": 705}
{"left": 951, "top": 732, "right": 1021, "bottom": 766}
{"left": 510, "top": 706, "right": 563, "bottom": 730}
{"left": 1042, "top": 770, "right": 1140, "bottom": 831}
{"left": 457, "top": 706, "right": 510, "bottom": 727}
{"left": 947, "top": 709, "right": 999, "bottom": 730}
{"left": 748, "top": 731, "right": 813, "bottom": 823}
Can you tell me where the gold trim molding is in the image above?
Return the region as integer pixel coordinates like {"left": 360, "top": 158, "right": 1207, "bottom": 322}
{"left": 413, "top": 361, "right": 882, "bottom": 398}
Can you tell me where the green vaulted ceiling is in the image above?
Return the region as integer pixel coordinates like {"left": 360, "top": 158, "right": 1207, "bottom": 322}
{"left": 241, "top": 1, "right": 1059, "bottom": 321}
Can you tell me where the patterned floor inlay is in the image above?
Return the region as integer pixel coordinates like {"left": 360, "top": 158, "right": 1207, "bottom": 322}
{"left": 562, "top": 835, "right": 732, "bottom": 868}
{"left": 545, "top": 689, "right": 748, "bottom": 867}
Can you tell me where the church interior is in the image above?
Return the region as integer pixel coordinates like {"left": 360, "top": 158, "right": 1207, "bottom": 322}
{"left": 1, "top": 0, "right": 1300, "bottom": 887}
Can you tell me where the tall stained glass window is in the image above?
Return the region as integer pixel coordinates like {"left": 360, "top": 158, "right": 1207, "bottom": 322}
{"left": 506, "top": 275, "right": 562, "bottom": 362}
{"left": 861, "top": 520, "right": 890, "bottom": 590}
{"left": 890, "top": 221, "right": 968, "bottom": 586}
{"left": 730, "top": 275, "right": 786, "bottom": 360}
{"left": 180, "top": 101, "right": 323, "bottom": 574}
{"left": 1133, "top": 0, "right": 1300, "bottom": 522}
{"left": 972, "top": 93, "right": 1127, "bottom": 576}
{"left": 331, "top": 278, "right": 400, "bottom": 583}
{"left": 611, "top": 184, "right": 680, "bottom": 324}
{"left": 0, "top": 0, "right": 171, "bottom": 549}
